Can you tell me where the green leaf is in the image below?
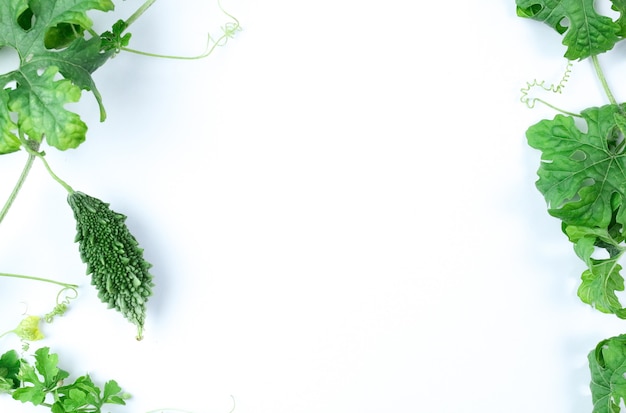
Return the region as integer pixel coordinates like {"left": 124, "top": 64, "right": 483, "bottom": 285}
{"left": 564, "top": 224, "right": 624, "bottom": 262}
{"left": 0, "top": 88, "right": 20, "bottom": 154}
{"left": 12, "top": 364, "right": 46, "bottom": 405}
{"left": 103, "top": 379, "right": 122, "bottom": 401}
{"left": 12, "top": 315, "right": 45, "bottom": 341}
{"left": 0, "top": 350, "right": 21, "bottom": 392}
{"left": 611, "top": 0, "right": 626, "bottom": 37}
{"left": 526, "top": 104, "right": 626, "bottom": 229}
{"left": 0, "top": 0, "right": 117, "bottom": 151}
{"left": 589, "top": 334, "right": 626, "bottom": 413}
{"left": 563, "top": 224, "right": 626, "bottom": 317}
{"left": 13, "top": 347, "right": 69, "bottom": 405}
{"left": 578, "top": 256, "right": 626, "bottom": 317}
{"left": 515, "top": 0, "right": 622, "bottom": 59}
{"left": 51, "top": 403, "right": 66, "bottom": 413}
{"left": 33, "top": 347, "right": 69, "bottom": 389}
{"left": 8, "top": 66, "right": 87, "bottom": 150}
{"left": 100, "top": 19, "right": 131, "bottom": 53}
{"left": 56, "top": 374, "right": 127, "bottom": 411}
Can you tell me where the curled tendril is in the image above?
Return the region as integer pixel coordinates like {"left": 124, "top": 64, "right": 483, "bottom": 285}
{"left": 120, "top": 0, "right": 241, "bottom": 60}
{"left": 520, "top": 61, "right": 579, "bottom": 116}
{"left": 44, "top": 286, "right": 78, "bottom": 323}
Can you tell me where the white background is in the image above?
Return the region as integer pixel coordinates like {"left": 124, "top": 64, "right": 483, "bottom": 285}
{"left": 3, "top": 0, "right": 626, "bottom": 412}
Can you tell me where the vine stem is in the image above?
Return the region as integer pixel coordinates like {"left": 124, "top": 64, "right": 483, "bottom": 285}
{"left": 0, "top": 273, "right": 78, "bottom": 289}
{"left": 591, "top": 55, "right": 619, "bottom": 106}
{"left": 0, "top": 150, "right": 36, "bottom": 226}
{"left": 20, "top": 143, "right": 74, "bottom": 194}
{"left": 85, "top": 0, "right": 157, "bottom": 38}
{"left": 121, "top": 0, "right": 240, "bottom": 60}
{"left": 124, "top": 0, "right": 158, "bottom": 28}
{"left": 35, "top": 154, "right": 74, "bottom": 194}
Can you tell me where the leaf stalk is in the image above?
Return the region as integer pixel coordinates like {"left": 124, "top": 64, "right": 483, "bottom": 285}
{"left": 0, "top": 150, "right": 37, "bottom": 226}
{"left": 591, "top": 55, "right": 619, "bottom": 107}
{"left": 124, "top": 0, "right": 158, "bottom": 28}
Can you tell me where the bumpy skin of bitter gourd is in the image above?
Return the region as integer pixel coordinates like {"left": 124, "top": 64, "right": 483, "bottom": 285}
{"left": 67, "top": 191, "right": 154, "bottom": 340}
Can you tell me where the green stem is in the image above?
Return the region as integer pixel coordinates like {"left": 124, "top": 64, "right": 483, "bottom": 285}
{"left": 36, "top": 154, "right": 74, "bottom": 194}
{"left": 531, "top": 99, "right": 582, "bottom": 118}
{"left": 21, "top": 144, "right": 74, "bottom": 194}
{"left": 124, "top": 0, "right": 158, "bottom": 28}
{"left": 86, "top": 0, "right": 157, "bottom": 39}
{"left": 0, "top": 149, "right": 37, "bottom": 226}
{"left": 0, "top": 273, "right": 78, "bottom": 289}
{"left": 592, "top": 55, "right": 619, "bottom": 107}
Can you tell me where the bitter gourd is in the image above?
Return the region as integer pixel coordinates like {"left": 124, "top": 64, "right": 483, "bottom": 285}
{"left": 67, "top": 191, "right": 154, "bottom": 340}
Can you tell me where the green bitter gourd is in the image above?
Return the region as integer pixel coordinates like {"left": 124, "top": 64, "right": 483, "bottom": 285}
{"left": 67, "top": 191, "right": 154, "bottom": 340}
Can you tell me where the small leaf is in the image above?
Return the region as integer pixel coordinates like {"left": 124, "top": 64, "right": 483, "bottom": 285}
{"left": 578, "top": 257, "right": 626, "bottom": 317}
{"left": 33, "top": 347, "right": 69, "bottom": 389}
{"left": 103, "top": 379, "right": 122, "bottom": 400}
{"left": 13, "top": 316, "right": 45, "bottom": 341}
{"left": 13, "top": 361, "right": 46, "bottom": 405}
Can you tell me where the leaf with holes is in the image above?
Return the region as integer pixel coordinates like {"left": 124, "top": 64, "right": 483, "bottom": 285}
{"left": 515, "top": 0, "right": 622, "bottom": 60}
{"left": 0, "top": 0, "right": 118, "bottom": 153}
{"left": 526, "top": 104, "right": 626, "bottom": 230}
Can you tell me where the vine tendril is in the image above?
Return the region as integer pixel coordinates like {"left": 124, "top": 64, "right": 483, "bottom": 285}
{"left": 520, "top": 60, "right": 580, "bottom": 117}
{"left": 121, "top": 0, "right": 241, "bottom": 60}
{"left": 44, "top": 286, "right": 79, "bottom": 323}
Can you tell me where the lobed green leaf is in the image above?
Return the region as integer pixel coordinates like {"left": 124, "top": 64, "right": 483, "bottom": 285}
{"left": 589, "top": 334, "right": 626, "bottom": 413}
{"left": 526, "top": 104, "right": 626, "bottom": 230}
{"left": 8, "top": 66, "right": 87, "bottom": 150}
{"left": 516, "top": 0, "right": 622, "bottom": 59}
{"left": 577, "top": 256, "right": 626, "bottom": 317}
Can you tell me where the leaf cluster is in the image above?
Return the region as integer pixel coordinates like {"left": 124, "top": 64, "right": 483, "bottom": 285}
{"left": 526, "top": 105, "right": 626, "bottom": 317}
{"left": 518, "top": 2, "right": 626, "bottom": 412}
{"left": 0, "top": 0, "right": 131, "bottom": 155}
{"left": 0, "top": 347, "right": 128, "bottom": 413}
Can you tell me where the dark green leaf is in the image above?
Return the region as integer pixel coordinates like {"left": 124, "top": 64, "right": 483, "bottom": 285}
{"left": 515, "top": 0, "right": 622, "bottom": 59}
{"left": 0, "top": 350, "right": 21, "bottom": 392}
